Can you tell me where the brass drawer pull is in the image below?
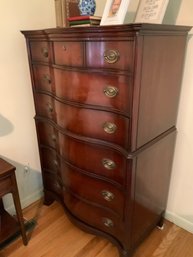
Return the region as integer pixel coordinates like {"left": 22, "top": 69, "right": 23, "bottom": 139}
{"left": 43, "top": 74, "right": 51, "bottom": 84}
{"left": 53, "top": 160, "right": 58, "bottom": 167}
{"left": 104, "top": 49, "right": 120, "bottom": 64}
{"left": 51, "top": 134, "right": 57, "bottom": 141}
{"left": 104, "top": 86, "right": 119, "bottom": 98}
{"left": 103, "top": 122, "right": 117, "bottom": 134}
{"left": 102, "top": 218, "right": 114, "bottom": 228}
{"left": 101, "top": 190, "right": 115, "bottom": 202}
{"left": 102, "top": 158, "right": 116, "bottom": 170}
{"left": 62, "top": 45, "right": 67, "bottom": 51}
{"left": 47, "top": 103, "right": 53, "bottom": 112}
{"left": 41, "top": 47, "right": 49, "bottom": 58}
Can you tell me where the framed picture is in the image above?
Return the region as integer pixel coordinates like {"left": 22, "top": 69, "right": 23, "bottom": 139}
{"left": 100, "top": 0, "right": 131, "bottom": 26}
{"left": 134, "top": 0, "right": 169, "bottom": 24}
{"left": 54, "top": 0, "right": 80, "bottom": 27}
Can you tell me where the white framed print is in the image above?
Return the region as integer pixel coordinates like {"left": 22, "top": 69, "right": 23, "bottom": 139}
{"left": 100, "top": 0, "right": 131, "bottom": 26}
{"left": 134, "top": 0, "right": 169, "bottom": 24}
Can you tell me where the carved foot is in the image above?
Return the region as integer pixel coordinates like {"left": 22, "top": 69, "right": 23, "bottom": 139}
{"left": 119, "top": 249, "right": 133, "bottom": 257}
{"left": 43, "top": 194, "right": 54, "bottom": 206}
{"left": 157, "top": 217, "right": 165, "bottom": 230}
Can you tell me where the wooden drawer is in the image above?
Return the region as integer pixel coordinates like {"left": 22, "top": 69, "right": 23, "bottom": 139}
{"left": 36, "top": 121, "right": 127, "bottom": 185}
{"left": 54, "top": 68, "right": 132, "bottom": 114}
{"left": 40, "top": 147, "right": 60, "bottom": 173}
{"left": 64, "top": 192, "right": 124, "bottom": 241}
{"left": 30, "top": 41, "right": 49, "bottom": 63}
{"left": 86, "top": 41, "right": 134, "bottom": 71}
{"left": 40, "top": 146, "right": 125, "bottom": 217}
{"left": 53, "top": 42, "right": 84, "bottom": 67}
{"left": 35, "top": 93, "right": 130, "bottom": 148}
{"left": 36, "top": 121, "right": 58, "bottom": 149}
{"left": 63, "top": 166, "right": 125, "bottom": 217}
{"left": 0, "top": 177, "right": 12, "bottom": 197}
{"left": 34, "top": 93, "right": 55, "bottom": 121}
{"left": 33, "top": 65, "right": 52, "bottom": 93}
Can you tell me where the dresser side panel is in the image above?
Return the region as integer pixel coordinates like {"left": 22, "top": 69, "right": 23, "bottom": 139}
{"left": 137, "top": 35, "right": 187, "bottom": 148}
{"left": 131, "top": 131, "right": 176, "bottom": 246}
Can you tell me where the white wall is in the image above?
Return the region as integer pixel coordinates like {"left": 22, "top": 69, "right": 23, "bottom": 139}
{"left": 0, "top": 0, "right": 56, "bottom": 210}
{"left": 164, "top": 1, "right": 193, "bottom": 233}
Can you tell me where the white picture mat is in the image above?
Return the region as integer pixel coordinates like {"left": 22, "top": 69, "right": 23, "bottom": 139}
{"left": 100, "top": 0, "right": 131, "bottom": 26}
{"left": 135, "top": 0, "right": 169, "bottom": 24}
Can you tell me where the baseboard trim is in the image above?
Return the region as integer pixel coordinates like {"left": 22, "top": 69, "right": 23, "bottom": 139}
{"left": 21, "top": 188, "right": 44, "bottom": 209}
{"left": 165, "top": 211, "right": 193, "bottom": 234}
{"left": 5, "top": 188, "right": 43, "bottom": 214}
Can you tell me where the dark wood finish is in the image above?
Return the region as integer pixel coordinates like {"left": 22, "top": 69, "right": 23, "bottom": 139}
{"left": 0, "top": 158, "right": 28, "bottom": 246}
{"left": 34, "top": 93, "right": 130, "bottom": 147}
{"left": 54, "top": 42, "right": 84, "bottom": 66}
{"left": 36, "top": 121, "right": 128, "bottom": 185}
{"left": 86, "top": 41, "right": 134, "bottom": 71}
{"left": 32, "top": 65, "right": 52, "bottom": 93}
{"left": 136, "top": 36, "right": 187, "bottom": 148}
{"left": 63, "top": 192, "right": 125, "bottom": 241}
{"left": 53, "top": 68, "right": 132, "bottom": 115}
{"left": 62, "top": 165, "right": 125, "bottom": 217}
{"left": 29, "top": 41, "right": 49, "bottom": 63}
{"left": 131, "top": 131, "right": 176, "bottom": 247}
{"left": 22, "top": 24, "right": 191, "bottom": 257}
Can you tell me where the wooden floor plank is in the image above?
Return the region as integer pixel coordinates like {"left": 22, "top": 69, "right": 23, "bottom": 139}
{"left": 1, "top": 200, "right": 193, "bottom": 257}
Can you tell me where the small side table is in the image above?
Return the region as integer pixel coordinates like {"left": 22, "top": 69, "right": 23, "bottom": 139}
{"left": 0, "top": 158, "right": 28, "bottom": 246}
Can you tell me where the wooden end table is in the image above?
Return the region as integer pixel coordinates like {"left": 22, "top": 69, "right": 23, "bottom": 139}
{"left": 0, "top": 158, "right": 28, "bottom": 246}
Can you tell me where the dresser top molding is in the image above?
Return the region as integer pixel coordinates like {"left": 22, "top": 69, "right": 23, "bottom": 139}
{"left": 21, "top": 23, "right": 191, "bottom": 40}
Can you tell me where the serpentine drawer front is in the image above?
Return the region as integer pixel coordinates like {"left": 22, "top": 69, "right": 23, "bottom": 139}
{"left": 22, "top": 24, "right": 191, "bottom": 257}
{"left": 29, "top": 41, "right": 49, "bottom": 63}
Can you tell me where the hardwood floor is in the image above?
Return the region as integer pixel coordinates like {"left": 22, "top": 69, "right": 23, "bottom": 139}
{"left": 1, "top": 200, "right": 193, "bottom": 257}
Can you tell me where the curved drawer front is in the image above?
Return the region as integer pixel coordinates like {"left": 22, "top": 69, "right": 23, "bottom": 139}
{"left": 36, "top": 121, "right": 59, "bottom": 149}
{"left": 36, "top": 121, "right": 127, "bottom": 185}
{"left": 55, "top": 101, "right": 130, "bottom": 148}
{"left": 40, "top": 147, "right": 60, "bottom": 174}
{"left": 54, "top": 69, "right": 131, "bottom": 114}
{"left": 64, "top": 192, "right": 124, "bottom": 240}
{"left": 34, "top": 93, "right": 55, "bottom": 121}
{"left": 59, "top": 134, "right": 127, "bottom": 186}
{"left": 86, "top": 41, "right": 134, "bottom": 71}
{"left": 40, "top": 146, "right": 124, "bottom": 217}
{"left": 33, "top": 65, "right": 52, "bottom": 93}
{"left": 63, "top": 166, "right": 125, "bottom": 217}
{"left": 30, "top": 41, "right": 49, "bottom": 63}
{"left": 35, "top": 93, "right": 130, "bottom": 148}
{"left": 53, "top": 42, "right": 84, "bottom": 67}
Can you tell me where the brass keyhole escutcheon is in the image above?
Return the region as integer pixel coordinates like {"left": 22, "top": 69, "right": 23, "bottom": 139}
{"left": 43, "top": 74, "right": 51, "bottom": 84}
{"left": 51, "top": 134, "right": 57, "bottom": 142}
{"left": 41, "top": 47, "right": 48, "bottom": 58}
{"left": 62, "top": 45, "right": 67, "bottom": 51}
{"left": 47, "top": 103, "right": 53, "bottom": 113}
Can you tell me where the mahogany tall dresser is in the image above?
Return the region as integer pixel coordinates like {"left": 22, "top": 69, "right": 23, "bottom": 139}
{"left": 22, "top": 24, "right": 190, "bottom": 256}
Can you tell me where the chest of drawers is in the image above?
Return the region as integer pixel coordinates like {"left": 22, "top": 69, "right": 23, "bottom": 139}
{"left": 22, "top": 24, "right": 190, "bottom": 257}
